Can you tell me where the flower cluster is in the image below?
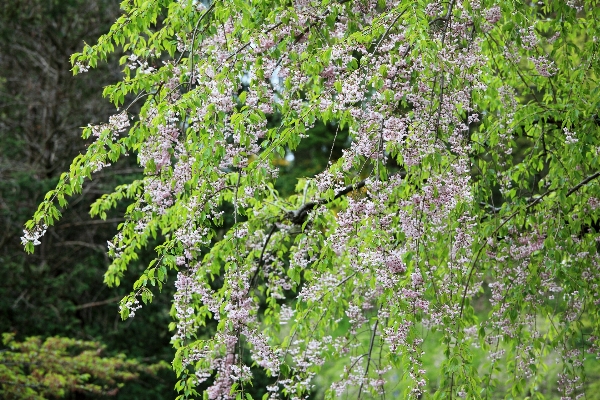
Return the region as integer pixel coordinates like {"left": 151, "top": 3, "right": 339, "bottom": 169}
{"left": 20, "top": 224, "right": 48, "bottom": 246}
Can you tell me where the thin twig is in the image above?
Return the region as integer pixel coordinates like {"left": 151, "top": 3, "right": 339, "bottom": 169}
{"left": 188, "top": 3, "right": 216, "bottom": 88}
{"left": 55, "top": 218, "right": 124, "bottom": 229}
{"left": 358, "top": 317, "right": 379, "bottom": 399}
{"left": 249, "top": 224, "right": 277, "bottom": 290}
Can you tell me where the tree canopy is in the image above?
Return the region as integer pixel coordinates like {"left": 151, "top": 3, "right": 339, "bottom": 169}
{"left": 22, "top": 0, "right": 600, "bottom": 398}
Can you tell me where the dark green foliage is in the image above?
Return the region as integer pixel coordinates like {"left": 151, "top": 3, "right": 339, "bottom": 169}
{"left": 275, "top": 121, "right": 350, "bottom": 196}
{"left": 0, "top": 333, "right": 168, "bottom": 399}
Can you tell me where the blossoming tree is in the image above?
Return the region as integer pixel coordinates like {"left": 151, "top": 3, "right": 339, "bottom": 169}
{"left": 22, "top": 0, "right": 600, "bottom": 398}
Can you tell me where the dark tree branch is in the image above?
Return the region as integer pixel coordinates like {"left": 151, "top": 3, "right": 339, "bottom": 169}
{"left": 566, "top": 171, "right": 600, "bottom": 197}
{"left": 74, "top": 296, "right": 121, "bottom": 310}
{"left": 479, "top": 170, "right": 600, "bottom": 215}
{"left": 287, "top": 170, "right": 409, "bottom": 225}
{"left": 287, "top": 178, "right": 368, "bottom": 225}
{"left": 358, "top": 316, "right": 379, "bottom": 400}
{"left": 249, "top": 224, "right": 278, "bottom": 290}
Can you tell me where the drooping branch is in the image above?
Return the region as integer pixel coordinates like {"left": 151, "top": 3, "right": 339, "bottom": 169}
{"left": 460, "top": 169, "right": 600, "bottom": 318}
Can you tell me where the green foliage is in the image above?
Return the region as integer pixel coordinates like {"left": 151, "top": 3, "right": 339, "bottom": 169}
{"left": 0, "top": 333, "right": 168, "bottom": 399}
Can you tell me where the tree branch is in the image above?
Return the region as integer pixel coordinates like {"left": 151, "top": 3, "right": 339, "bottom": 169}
{"left": 74, "top": 296, "right": 121, "bottom": 310}
{"left": 287, "top": 178, "right": 368, "bottom": 225}
{"left": 358, "top": 317, "right": 379, "bottom": 399}
{"left": 460, "top": 169, "right": 600, "bottom": 319}
{"left": 249, "top": 224, "right": 277, "bottom": 290}
{"left": 566, "top": 171, "right": 600, "bottom": 197}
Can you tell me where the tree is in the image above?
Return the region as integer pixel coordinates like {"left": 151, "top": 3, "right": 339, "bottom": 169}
{"left": 0, "top": 333, "right": 167, "bottom": 399}
{"left": 22, "top": 0, "right": 600, "bottom": 398}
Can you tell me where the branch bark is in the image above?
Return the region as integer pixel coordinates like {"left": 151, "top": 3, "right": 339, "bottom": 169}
{"left": 287, "top": 178, "right": 368, "bottom": 225}
{"left": 566, "top": 171, "right": 600, "bottom": 197}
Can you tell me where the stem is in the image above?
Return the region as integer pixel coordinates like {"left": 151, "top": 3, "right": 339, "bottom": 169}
{"left": 358, "top": 317, "right": 379, "bottom": 399}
